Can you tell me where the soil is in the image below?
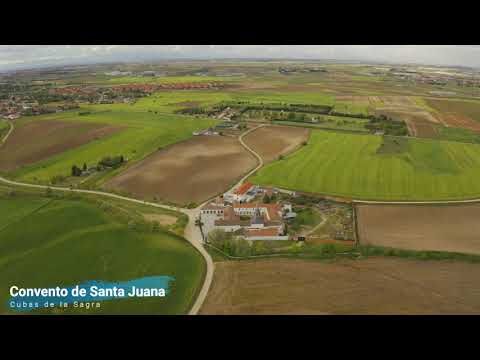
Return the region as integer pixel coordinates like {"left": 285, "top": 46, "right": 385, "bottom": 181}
{"left": 243, "top": 125, "right": 310, "bottom": 163}
{"left": 356, "top": 204, "right": 480, "bottom": 255}
{"left": 200, "top": 257, "right": 480, "bottom": 314}
{"left": 105, "top": 135, "right": 257, "bottom": 205}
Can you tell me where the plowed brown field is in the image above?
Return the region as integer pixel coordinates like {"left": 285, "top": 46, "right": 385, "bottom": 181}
{"left": 105, "top": 135, "right": 257, "bottom": 205}
{"left": 243, "top": 125, "right": 310, "bottom": 163}
{"left": 356, "top": 204, "right": 480, "bottom": 255}
{"left": 200, "top": 258, "right": 480, "bottom": 314}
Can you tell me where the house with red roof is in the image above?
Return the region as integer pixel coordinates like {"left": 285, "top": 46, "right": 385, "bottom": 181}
{"left": 223, "top": 182, "right": 258, "bottom": 203}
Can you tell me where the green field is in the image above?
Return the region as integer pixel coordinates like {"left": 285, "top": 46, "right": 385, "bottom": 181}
{"left": 6, "top": 107, "right": 218, "bottom": 184}
{"left": 0, "top": 119, "right": 8, "bottom": 131}
{"left": 437, "top": 126, "right": 480, "bottom": 144}
{"left": 0, "top": 191, "right": 204, "bottom": 314}
{"left": 250, "top": 130, "right": 480, "bottom": 201}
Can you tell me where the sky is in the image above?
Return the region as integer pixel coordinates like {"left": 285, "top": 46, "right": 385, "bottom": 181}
{"left": 1, "top": 45, "right": 480, "bottom": 71}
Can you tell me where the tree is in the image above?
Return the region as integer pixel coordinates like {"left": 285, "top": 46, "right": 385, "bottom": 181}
{"left": 263, "top": 194, "right": 271, "bottom": 204}
{"left": 270, "top": 193, "right": 277, "bottom": 203}
{"left": 236, "top": 239, "right": 251, "bottom": 257}
{"left": 71, "top": 165, "right": 82, "bottom": 177}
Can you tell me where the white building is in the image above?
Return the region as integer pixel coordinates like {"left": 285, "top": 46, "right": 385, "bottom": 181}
{"left": 223, "top": 182, "right": 258, "bottom": 203}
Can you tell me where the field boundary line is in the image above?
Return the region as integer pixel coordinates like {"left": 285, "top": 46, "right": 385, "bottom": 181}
{"left": 205, "top": 243, "right": 296, "bottom": 260}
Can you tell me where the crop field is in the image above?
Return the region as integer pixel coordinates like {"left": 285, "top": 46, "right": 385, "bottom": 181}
{"left": 243, "top": 125, "right": 310, "bottom": 163}
{"left": 0, "top": 119, "right": 123, "bottom": 173}
{"left": 437, "top": 126, "right": 480, "bottom": 144}
{"left": 102, "top": 75, "right": 242, "bottom": 85}
{"left": 0, "top": 193, "right": 205, "bottom": 315}
{"left": 356, "top": 204, "right": 480, "bottom": 255}
{"left": 200, "top": 258, "right": 480, "bottom": 314}
{"left": 426, "top": 98, "right": 480, "bottom": 131}
{"left": 105, "top": 135, "right": 257, "bottom": 205}
{"left": 4, "top": 109, "right": 218, "bottom": 184}
{"left": 0, "top": 119, "right": 8, "bottom": 132}
{"left": 250, "top": 130, "right": 480, "bottom": 201}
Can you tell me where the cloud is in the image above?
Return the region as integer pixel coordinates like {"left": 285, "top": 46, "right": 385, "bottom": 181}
{"left": 0, "top": 45, "right": 479, "bottom": 71}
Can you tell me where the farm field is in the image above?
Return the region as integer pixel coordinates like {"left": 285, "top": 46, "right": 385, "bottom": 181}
{"left": 243, "top": 125, "right": 310, "bottom": 163}
{"left": 426, "top": 98, "right": 480, "bottom": 132}
{"left": 250, "top": 130, "right": 480, "bottom": 201}
{"left": 356, "top": 204, "right": 480, "bottom": 255}
{"left": 0, "top": 119, "right": 8, "bottom": 134}
{"left": 3, "top": 109, "right": 218, "bottom": 184}
{"left": 0, "top": 119, "right": 123, "bottom": 172}
{"left": 437, "top": 126, "right": 480, "bottom": 144}
{"left": 200, "top": 258, "right": 480, "bottom": 314}
{"left": 0, "top": 192, "right": 205, "bottom": 315}
{"left": 105, "top": 135, "right": 257, "bottom": 205}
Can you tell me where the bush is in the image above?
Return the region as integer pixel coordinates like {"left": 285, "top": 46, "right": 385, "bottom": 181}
{"left": 50, "top": 175, "right": 65, "bottom": 184}
{"left": 98, "top": 155, "right": 124, "bottom": 168}
{"left": 185, "top": 202, "right": 198, "bottom": 209}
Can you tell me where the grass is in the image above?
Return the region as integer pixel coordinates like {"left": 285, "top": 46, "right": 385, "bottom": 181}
{"left": 437, "top": 126, "right": 480, "bottom": 144}
{"left": 0, "top": 119, "right": 8, "bottom": 131}
{"left": 0, "top": 119, "right": 9, "bottom": 139}
{"left": 357, "top": 245, "right": 480, "bottom": 263}
{"left": 0, "top": 191, "right": 205, "bottom": 314}
{"left": 250, "top": 129, "right": 480, "bottom": 201}
{"left": 207, "top": 238, "right": 480, "bottom": 264}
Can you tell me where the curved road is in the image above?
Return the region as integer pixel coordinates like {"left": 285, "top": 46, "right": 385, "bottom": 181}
{"left": 0, "top": 120, "right": 13, "bottom": 147}
{"left": 0, "top": 123, "right": 266, "bottom": 315}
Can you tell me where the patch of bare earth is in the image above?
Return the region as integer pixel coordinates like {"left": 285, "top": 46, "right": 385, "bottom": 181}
{"left": 105, "top": 135, "right": 257, "bottom": 205}
{"left": 0, "top": 120, "right": 123, "bottom": 172}
{"left": 439, "top": 113, "right": 480, "bottom": 132}
{"left": 357, "top": 204, "right": 480, "bottom": 255}
{"left": 200, "top": 258, "right": 480, "bottom": 314}
{"left": 243, "top": 125, "right": 310, "bottom": 163}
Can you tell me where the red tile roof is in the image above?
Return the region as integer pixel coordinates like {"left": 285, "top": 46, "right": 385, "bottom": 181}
{"left": 234, "top": 182, "right": 254, "bottom": 195}
{"left": 246, "top": 228, "right": 281, "bottom": 237}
